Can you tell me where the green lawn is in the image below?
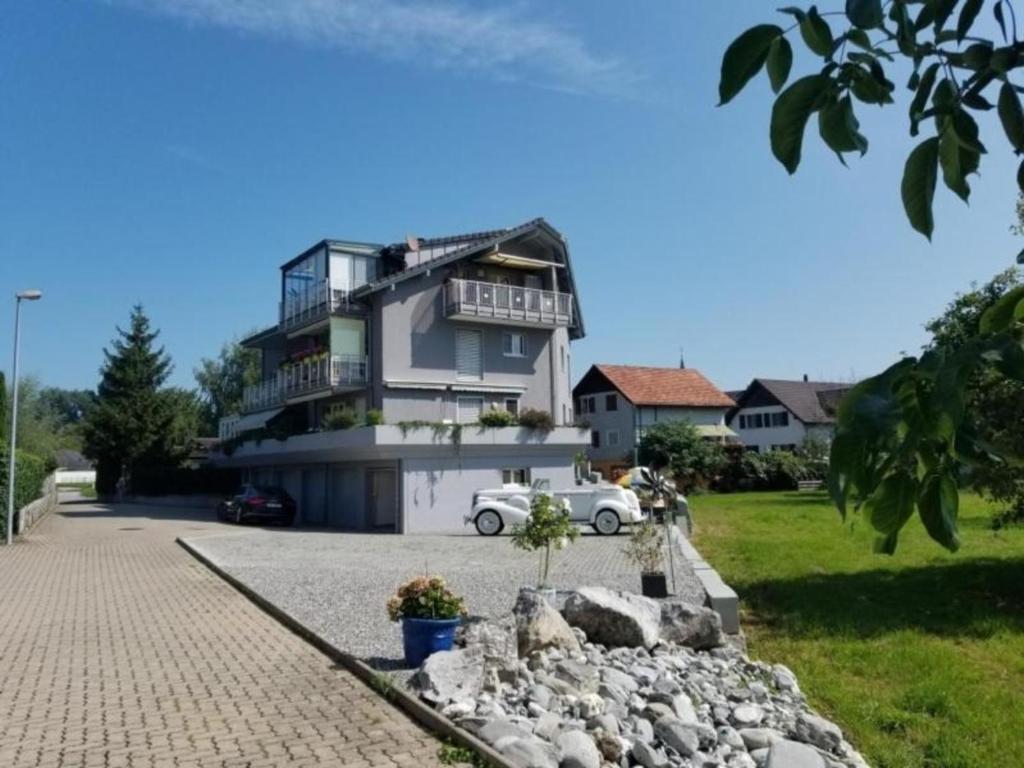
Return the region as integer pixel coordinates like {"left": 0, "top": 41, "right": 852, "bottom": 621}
{"left": 691, "top": 491, "right": 1024, "bottom": 768}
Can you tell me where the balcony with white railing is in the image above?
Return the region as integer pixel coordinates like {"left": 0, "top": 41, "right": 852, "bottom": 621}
{"left": 443, "top": 278, "right": 573, "bottom": 328}
{"left": 280, "top": 279, "right": 366, "bottom": 331}
{"left": 241, "top": 354, "right": 368, "bottom": 412}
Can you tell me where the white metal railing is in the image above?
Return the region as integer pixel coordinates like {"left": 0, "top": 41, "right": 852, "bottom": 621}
{"left": 242, "top": 354, "right": 368, "bottom": 412}
{"left": 279, "top": 279, "right": 363, "bottom": 329}
{"left": 219, "top": 414, "right": 242, "bottom": 441}
{"left": 444, "top": 278, "right": 573, "bottom": 325}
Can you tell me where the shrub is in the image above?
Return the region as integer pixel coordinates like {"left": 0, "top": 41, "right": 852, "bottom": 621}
{"left": 637, "top": 420, "right": 725, "bottom": 493}
{"left": 478, "top": 408, "right": 516, "bottom": 427}
{"left": 623, "top": 520, "right": 664, "bottom": 574}
{"left": 128, "top": 466, "right": 240, "bottom": 496}
{"left": 365, "top": 408, "right": 384, "bottom": 426}
{"left": 511, "top": 493, "right": 579, "bottom": 588}
{"left": 386, "top": 576, "right": 466, "bottom": 621}
{"left": 322, "top": 407, "right": 357, "bottom": 431}
{"left": 517, "top": 408, "right": 554, "bottom": 432}
{"left": 0, "top": 447, "right": 50, "bottom": 537}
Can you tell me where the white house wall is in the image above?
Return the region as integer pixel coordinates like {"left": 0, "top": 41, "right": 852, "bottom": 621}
{"left": 731, "top": 405, "right": 808, "bottom": 452}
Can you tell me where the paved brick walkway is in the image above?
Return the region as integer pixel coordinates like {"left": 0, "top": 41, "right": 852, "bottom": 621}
{"left": 0, "top": 497, "right": 445, "bottom": 768}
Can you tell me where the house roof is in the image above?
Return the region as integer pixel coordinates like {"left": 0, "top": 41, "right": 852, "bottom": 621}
{"left": 731, "top": 378, "right": 852, "bottom": 425}
{"left": 576, "top": 364, "right": 735, "bottom": 408}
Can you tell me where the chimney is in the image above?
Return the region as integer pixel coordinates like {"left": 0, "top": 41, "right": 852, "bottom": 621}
{"left": 803, "top": 373, "right": 808, "bottom": 382}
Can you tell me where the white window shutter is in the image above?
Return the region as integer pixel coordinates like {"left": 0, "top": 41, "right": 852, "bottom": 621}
{"left": 456, "top": 329, "right": 483, "bottom": 380}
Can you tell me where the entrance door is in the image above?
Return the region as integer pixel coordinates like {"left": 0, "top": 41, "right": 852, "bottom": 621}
{"left": 367, "top": 469, "right": 397, "bottom": 530}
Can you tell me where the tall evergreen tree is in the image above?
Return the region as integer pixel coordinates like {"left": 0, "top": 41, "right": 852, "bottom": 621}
{"left": 82, "top": 305, "right": 181, "bottom": 493}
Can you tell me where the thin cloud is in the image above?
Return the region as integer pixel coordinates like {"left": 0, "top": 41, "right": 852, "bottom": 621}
{"left": 108, "top": 0, "right": 638, "bottom": 95}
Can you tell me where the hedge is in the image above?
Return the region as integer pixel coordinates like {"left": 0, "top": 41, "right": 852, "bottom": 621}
{"left": 0, "top": 447, "right": 50, "bottom": 537}
{"left": 128, "top": 465, "right": 240, "bottom": 496}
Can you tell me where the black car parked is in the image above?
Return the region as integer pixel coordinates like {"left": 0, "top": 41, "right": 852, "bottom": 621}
{"left": 218, "top": 484, "right": 297, "bottom": 526}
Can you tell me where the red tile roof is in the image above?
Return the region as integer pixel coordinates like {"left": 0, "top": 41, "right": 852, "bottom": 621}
{"left": 595, "top": 365, "right": 735, "bottom": 408}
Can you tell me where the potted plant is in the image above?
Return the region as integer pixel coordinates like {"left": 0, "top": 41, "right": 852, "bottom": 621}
{"left": 387, "top": 575, "right": 467, "bottom": 667}
{"left": 623, "top": 520, "right": 668, "bottom": 597}
{"left": 641, "top": 466, "right": 678, "bottom": 595}
{"left": 511, "top": 492, "right": 579, "bottom": 603}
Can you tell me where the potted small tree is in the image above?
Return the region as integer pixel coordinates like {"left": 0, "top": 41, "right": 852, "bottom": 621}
{"left": 511, "top": 492, "right": 580, "bottom": 603}
{"left": 623, "top": 520, "right": 667, "bottom": 597}
{"left": 387, "top": 576, "right": 467, "bottom": 667}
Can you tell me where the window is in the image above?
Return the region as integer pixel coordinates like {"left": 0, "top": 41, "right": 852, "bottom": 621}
{"left": 739, "top": 414, "right": 747, "bottom": 429}
{"left": 591, "top": 430, "right": 601, "bottom": 448}
{"left": 772, "top": 444, "right": 798, "bottom": 452}
{"left": 607, "top": 430, "right": 620, "bottom": 447}
{"left": 587, "top": 396, "right": 596, "bottom": 413}
{"left": 504, "top": 398, "right": 519, "bottom": 417}
{"left": 606, "top": 394, "right": 618, "bottom": 411}
{"left": 502, "top": 332, "right": 526, "bottom": 357}
{"left": 502, "top": 468, "right": 531, "bottom": 485}
{"left": 771, "top": 411, "right": 790, "bottom": 427}
{"left": 455, "top": 329, "right": 483, "bottom": 380}
{"left": 457, "top": 396, "right": 484, "bottom": 424}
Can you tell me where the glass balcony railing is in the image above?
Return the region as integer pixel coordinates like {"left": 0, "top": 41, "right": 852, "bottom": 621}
{"left": 279, "top": 279, "right": 365, "bottom": 330}
{"left": 443, "top": 278, "right": 573, "bottom": 327}
{"left": 241, "top": 354, "right": 368, "bottom": 412}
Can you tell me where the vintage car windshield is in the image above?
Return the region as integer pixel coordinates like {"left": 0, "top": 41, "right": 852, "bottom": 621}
{"left": 531, "top": 479, "right": 550, "bottom": 492}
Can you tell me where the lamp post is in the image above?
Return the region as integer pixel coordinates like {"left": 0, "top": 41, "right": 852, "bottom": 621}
{"left": 6, "top": 290, "right": 42, "bottom": 546}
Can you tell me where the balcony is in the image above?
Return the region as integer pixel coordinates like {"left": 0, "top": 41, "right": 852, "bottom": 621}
{"left": 242, "top": 354, "right": 368, "bottom": 413}
{"left": 280, "top": 279, "right": 365, "bottom": 331}
{"left": 443, "top": 278, "right": 573, "bottom": 328}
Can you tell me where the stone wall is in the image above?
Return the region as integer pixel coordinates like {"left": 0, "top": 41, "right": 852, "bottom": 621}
{"left": 17, "top": 473, "right": 58, "bottom": 535}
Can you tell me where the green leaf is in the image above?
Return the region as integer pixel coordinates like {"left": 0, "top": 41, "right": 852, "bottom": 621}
{"left": 766, "top": 36, "right": 793, "bottom": 93}
{"left": 846, "top": 0, "right": 884, "bottom": 28}
{"left": 800, "top": 7, "right": 835, "bottom": 57}
{"left": 778, "top": 6, "right": 807, "bottom": 22}
{"left": 864, "top": 470, "right": 918, "bottom": 541}
{"left": 952, "top": 109, "right": 986, "bottom": 154}
{"left": 980, "top": 285, "right": 1024, "bottom": 333}
{"left": 939, "top": 127, "right": 970, "bottom": 202}
{"left": 770, "top": 75, "right": 830, "bottom": 174}
{"left": 998, "top": 81, "right": 1024, "bottom": 152}
{"left": 931, "top": 0, "right": 959, "bottom": 32}
{"left": 718, "top": 25, "right": 783, "bottom": 105}
{"left": 819, "top": 95, "right": 868, "bottom": 159}
{"left": 909, "top": 62, "right": 940, "bottom": 136}
{"left": 995, "top": 0, "right": 1008, "bottom": 42}
{"left": 846, "top": 28, "right": 872, "bottom": 50}
{"left": 917, "top": 471, "right": 960, "bottom": 551}
{"left": 962, "top": 42, "right": 994, "bottom": 71}
{"left": 957, "top": 0, "right": 984, "bottom": 42}
{"left": 901, "top": 137, "right": 940, "bottom": 239}
{"left": 1018, "top": 158, "right": 1024, "bottom": 194}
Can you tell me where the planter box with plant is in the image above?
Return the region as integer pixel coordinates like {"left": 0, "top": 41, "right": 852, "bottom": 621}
{"left": 387, "top": 576, "right": 467, "bottom": 667}
{"left": 511, "top": 492, "right": 579, "bottom": 602}
{"left": 624, "top": 519, "right": 668, "bottom": 598}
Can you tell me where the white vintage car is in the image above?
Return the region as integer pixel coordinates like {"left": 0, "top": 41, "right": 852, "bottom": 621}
{"left": 466, "top": 479, "right": 645, "bottom": 536}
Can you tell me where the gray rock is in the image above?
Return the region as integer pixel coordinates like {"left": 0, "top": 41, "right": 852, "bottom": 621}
{"left": 772, "top": 665, "right": 800, "bottom": 694}
{"left": 690, "top": 721, "right": 719, "bottom": 749}
{"left": 502, "top": 737, "right": 560, "bottom": 768}
{"left": 672, "top": 693, "right": 699, "bottom": 724}
{"left": 563, "top": 587, "right": 661, "bottom": 649}
{"left": 605, "top": 702, "right": 629, "bottom": 722}
{"left": 578, "top": 693, "right": 605, "bottom": 719}
{"left": 556, "top": 730, "right": 601, "bottom": 768}
{"left": 732, "top": 704, "right": 764, "bottom": 728}
{"left": 653, "top": 716, "right": 699, "bottom": 757}
{"left": 458, "top": 616, "right": 519, "bottom": 675}
{"left": 751, "top": 748, "right": 769, "bottom": 767}
{"left": 528, "top": 702, "right": 549, "bottom": 718}
{"left": 600, "top": 666, "right": 640, "bottom": 693}
{"left": 642, "top": 703, "right": 676, "bottom": 722}
{"left": 659, "top": 600, "right": 725, "bottom": 650}
{"left": 729, "top": 753, "right": 758, "bottom": 768}
{"left": 587, "top": 713, "right": 620, "bottom": 736}
{"left": 793, "top": 713, "right": 843, "bottom": 752}
{"left": 591, "top": 727, "right": 623, "bottom": 763}
{"left": 740, "top": 728, "right": 785, "bottom": 751}
{"left": 516, "top": 590, "right": 582, "bottom": 658}
{"left": 414, "top": 648, "right": 484, "bottom": 706}
{"left": 554, "top": 660, "right": 600, "bottom": 694}
{"left": 765, "top": 739, "right": 826, "bottom": 768}
{"left": 534, "top": 711, "right": 563, "bottom": 742}
{"left": 631, "top": 740, "right": 669, "bottom": 768}
{"left": 632, "top": 716, "right": 655, "bottom": 744}
{"left": 480, "top": 719, "right": 534, "bottom": 750}
{"left": 598, "top": 682, "right": 628, "bottom": 705}
{"left": 718, "top": 725, "right": 745, "bottom": 750}
{"left": 530, "top": 684, "right": 554, "bottom": 710}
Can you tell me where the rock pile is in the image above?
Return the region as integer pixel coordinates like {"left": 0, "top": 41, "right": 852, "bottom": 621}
{"left": 413, "top": 586, "right": 868, "bottom": 768}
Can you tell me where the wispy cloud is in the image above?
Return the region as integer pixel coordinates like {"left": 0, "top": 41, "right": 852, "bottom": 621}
{"left": 109, "top": 0, "right": 637, "bottom": 95}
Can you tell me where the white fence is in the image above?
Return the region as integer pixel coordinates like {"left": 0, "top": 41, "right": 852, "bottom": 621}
{"left": 56, "top": 470, "right": 96, "bottom": 485}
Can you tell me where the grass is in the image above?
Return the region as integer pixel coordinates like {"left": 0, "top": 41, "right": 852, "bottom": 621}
{"left": 57, "top": 483, "right": 96, "bottom": 498}
{"left": 691, "top": 491, "right": 1024, "bottom": 768}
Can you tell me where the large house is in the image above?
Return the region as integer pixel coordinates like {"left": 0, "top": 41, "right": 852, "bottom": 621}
{"left": 215, "top": 218, "right": 587, "bottom": 533}
{"left": 726, "top": 377, "right": 852, "bottom": 453}
{"left": 572, "top": 364, "right": 736, "bottom": 480}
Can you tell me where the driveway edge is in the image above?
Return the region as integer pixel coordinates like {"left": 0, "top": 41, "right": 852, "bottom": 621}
{"left": 176, "top": 536, "right": 516, "bottom": 768}
{"left": 669, "top": 524, "right": 740, "bottom": 634}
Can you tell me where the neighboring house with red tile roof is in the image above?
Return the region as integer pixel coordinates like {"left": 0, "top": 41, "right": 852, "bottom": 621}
{"left": 572, "top": 364, "right": 736, "bottom": 479}
{"left": 726, "top": 377, "right": 853, "bottom": 453}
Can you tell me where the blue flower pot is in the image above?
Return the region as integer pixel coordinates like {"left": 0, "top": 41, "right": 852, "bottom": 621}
{"left": 401, "top": 616, "right": 461, "bottom": 668}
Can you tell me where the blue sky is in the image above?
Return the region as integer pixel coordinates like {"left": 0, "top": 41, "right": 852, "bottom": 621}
{"left": 1, "top": 1, "right": 1021, "bottom": 396}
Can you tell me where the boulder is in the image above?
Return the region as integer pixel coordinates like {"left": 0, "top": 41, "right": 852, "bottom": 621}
{"left": 533, "top": 711, "right": 563, "bottom": 742}
{"left": 556, "top": 730, "right": 601, "bottom": 768}
{"left": 653, "top": 716, "right": 699, "bottom": 757}
{"left": 793, "top": 713, "right": 843, "bottom": 752}
{"left": 731, "top": 704, "right": 765, "bottom": 728}
{"left": 740, "top": 728, "right": 785, "bottom": 751}
{"left": 599, "top": 666, "right": 640, "bottom": 693}
{"left": 631, "top": 740, "right": 669, "bottom": 768}
{"left": 553, "top": 660, "right": 599, "bottom": 694}
{"left": 479, "top": 719, "right": 534, "bottom": 750}
{"left": 414, "top": 648, "right": 484, "bottom": 706}
{"left": 765, "top": 739, "right": 827, "bottom": 768}
{"left": 458, "top": 616, "right": 518, "bottom": 676}
{"left": 502, "top": 737, "right": 560, "bottom": 768}
{"left": 659, "top": 599, "right": 726, "bottom": 650}
{"left": 563, "top": 587, "right": 661, "bottom": 649}
{"left": 515, "top": 589, "right": 582, "bottom": 657}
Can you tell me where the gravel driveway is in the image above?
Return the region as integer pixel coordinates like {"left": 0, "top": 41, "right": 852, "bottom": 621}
{"left": 182, "top": 528, "right": 706, "bottom": 668}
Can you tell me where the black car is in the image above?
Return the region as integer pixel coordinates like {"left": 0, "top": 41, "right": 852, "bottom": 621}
{"left": 218, "top": 484, "right": 297, "bottom": 526}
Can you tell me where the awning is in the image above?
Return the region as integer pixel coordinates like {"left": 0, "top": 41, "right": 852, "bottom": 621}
{"left": 695, "top": 424, "right": 738, "bottom": 440}
{"left": 234, "top": 407, "right": 285, "bottom": 433}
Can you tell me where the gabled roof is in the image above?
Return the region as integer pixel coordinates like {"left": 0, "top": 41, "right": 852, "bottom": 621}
{"left": 730, "top": 378, "right": 852, "bottom": 425}
{"left": 574, "top": 364, "right": 735, "bottom": 408}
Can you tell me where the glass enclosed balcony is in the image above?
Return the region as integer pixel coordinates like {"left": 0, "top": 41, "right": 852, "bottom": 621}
{"left": 241, "top": 354, "right": 368, "bottom": 413}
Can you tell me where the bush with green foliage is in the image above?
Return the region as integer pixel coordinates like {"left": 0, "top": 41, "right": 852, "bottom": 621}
{"left": 478, "top": 408, "right": 517, "bottom": 427}
{"left": 0, "top": 447, "right": 49, "bottom": 537}
{"left": 623, "top": 519, "right": 665, "bottom": 575}
{"left": 365, "top": 408, "right": 384, "bottom": 426}
{"left": 637, "top": 420, "right": 726, "bottom": 493}
{"left": 517, "top": 408, "right": 555, "bottom": 432}
{"left": 322, "top": 407, "right": 358, "bottom": 431}
{"left": 511, "top": 493, "right": 580, "bottom": 588}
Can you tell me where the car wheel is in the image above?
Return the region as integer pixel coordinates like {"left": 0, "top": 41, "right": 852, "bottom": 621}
{"left": 593, "top": 509, "right": 621, "bottom": 535}
{"left": 475, "top": 510, "right": 504, "bottom": 536}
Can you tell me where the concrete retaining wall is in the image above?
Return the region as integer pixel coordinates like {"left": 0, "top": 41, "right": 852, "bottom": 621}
{"left": 17, "top": 473, "right": 58, "bottom": 535}
{"left": 670, "top": 525, "right": 740, "bottom": 634}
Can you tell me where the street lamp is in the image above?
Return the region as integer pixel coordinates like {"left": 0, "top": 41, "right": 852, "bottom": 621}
{"left": 6, "top": 290, "right": 42, "bottom": 545}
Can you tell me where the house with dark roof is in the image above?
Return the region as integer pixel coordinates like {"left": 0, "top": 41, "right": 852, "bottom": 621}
{"left": 214, "top": 218, "right": 587, "bottom": 532}
{"left": 726, "top": 377, "right": 852, "bottom": 453}
{"left": 572, "top": 364, "right": 736, "bottom": 480}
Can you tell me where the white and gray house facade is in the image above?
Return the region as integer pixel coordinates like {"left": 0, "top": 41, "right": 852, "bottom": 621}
{"left": 215, "top": 218, "right": 587, "bottom": 533}
{"left": 726, "top": 377, "right": 852, "bottom": 453}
